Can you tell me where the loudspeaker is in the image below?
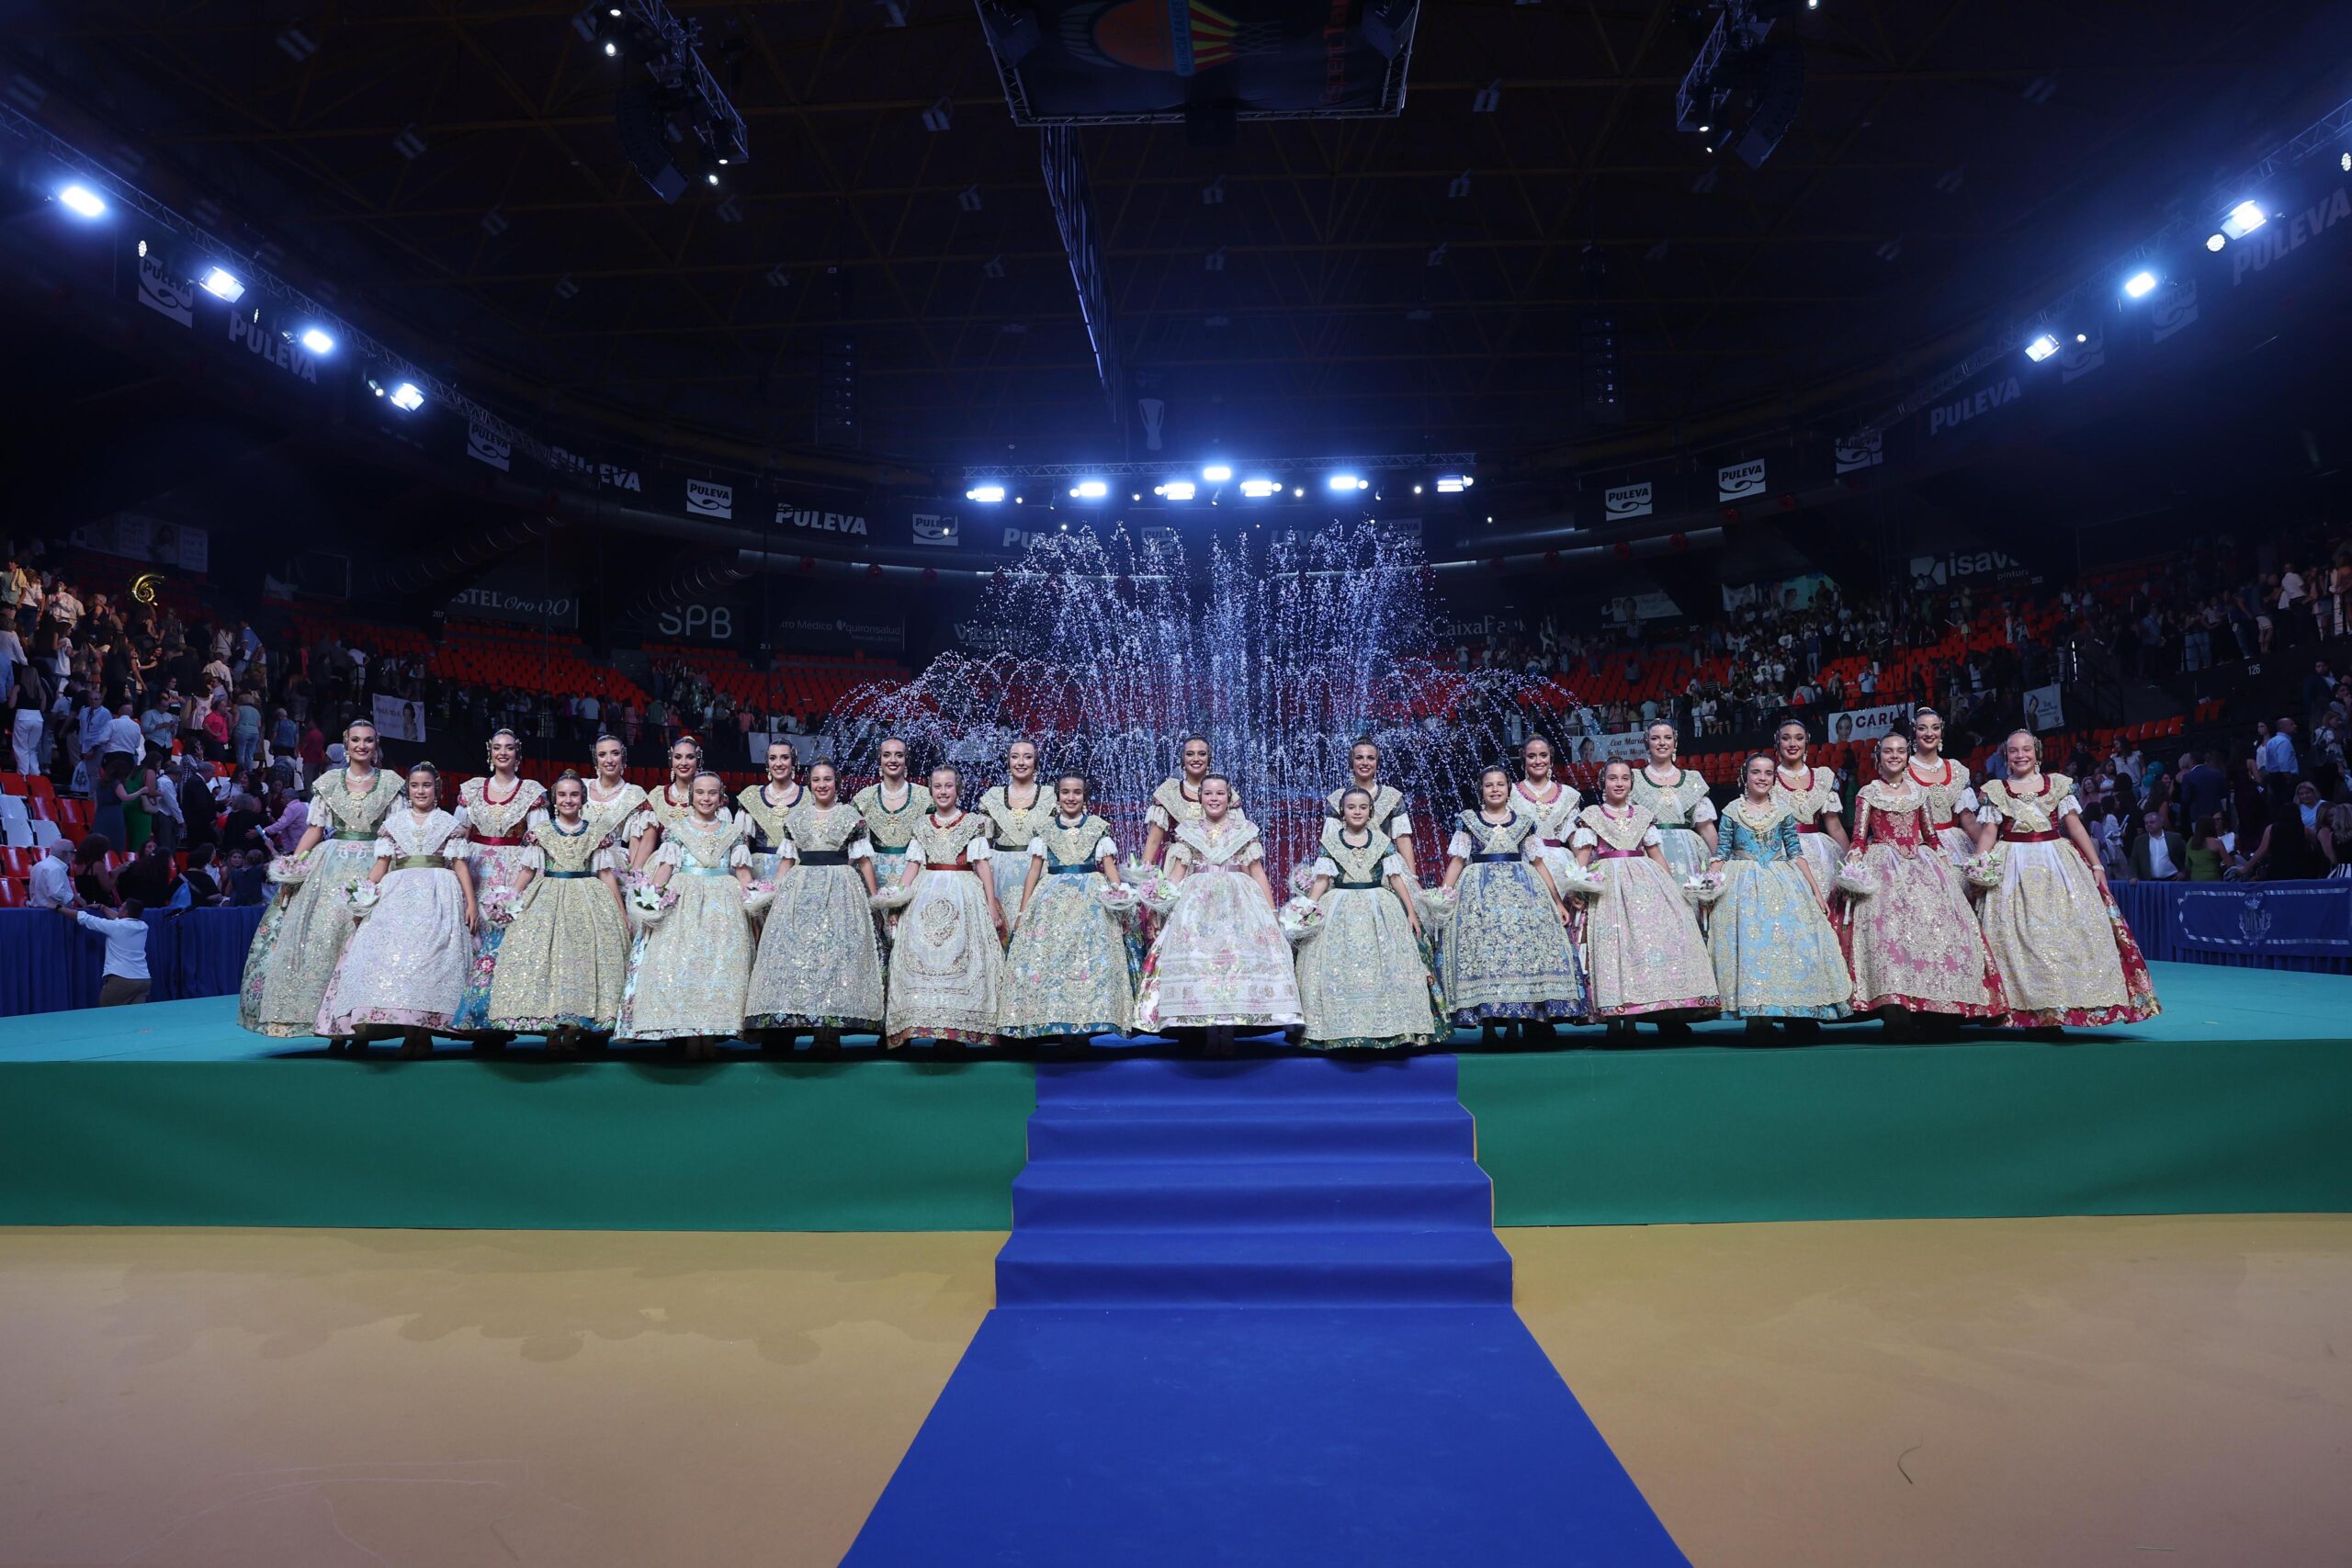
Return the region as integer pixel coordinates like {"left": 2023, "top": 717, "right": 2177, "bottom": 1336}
{"left": 614, "top": 80, "right": 687, "bottom": 204}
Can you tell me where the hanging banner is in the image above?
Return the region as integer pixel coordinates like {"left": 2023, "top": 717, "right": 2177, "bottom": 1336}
{"left": 134, "top": 249, "right": 194, "bottom": 327}
{"left": 71, "top": 517, "right": 210, "bottom": 574}
{"left": 1602, "top": 591, "right": 1679, "bottom": 625}
{"left": 1921, "top": 364, "right": 2028, "bottom": 443}
{"left": 1834, "top": 431, "right": 1884, "bottom": 473}
{"left": 2150, "top": 277, "right": 2199, "bottom": 344}
{"left": 1562, "top": 731, "right": 1650, "bottom": 767}
{"left": 777, "top": 502, "right": 870, "bottom": 537}
{"left": 1826, "top": 702, "right": 1912, "bottom": 746}
{"left": 371, "top": 694, "right": 430, "bottom": 743}
{"left": 685, "top": 479, "right": 734, "bottom": 520}
{"left": 775, "top": 612, "right": 907, "bottom": 653}
{"left": 910, "top": 511, "right": 962, "bottom": 547}
{"left": 2172, "top": 884, "right": 2352, "bottom": 958}
{"left": 2225, "top": 181, "right": 2352, "bottom": 292}
{"left": 465, "top": 424, "right": 512, "bottom": 472}
{"left": 1603, "top": 480, "right": 1654, "bottom": 521}
{"left": 2024, "top": 682, "right": 2064, "bottom": 733}
{"left": 1716, "top": 458, "right": 1768, "bottom": 502}
{"left": 2058, "top": 324, "right": 2106, "bottom": 383}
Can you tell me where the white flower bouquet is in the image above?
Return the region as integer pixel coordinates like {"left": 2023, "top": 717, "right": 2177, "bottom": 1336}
{"left": 1095, "top": 880, "right": 1142, "bottom": 915}
{"left": 1834, "top": 857, "right": 1876, "bottom": 897}
{"left": 626, "top": 879, "right": 678, "bottom": 927}
{"left": 343, "top": 881, "right": 381, "bottom": 919}
{"left": 1416, "top": 884, "right": 1458, "bottom": 928}
{"left": 870, "top": 879, "right": 918, "bottom": 912}
{"left": 1681, "top": 871, "right": 1728, "bottom": 906}
{"left": 741, "top": 880, "right": 778, "bottom": 917}
{"left": 479, "top": 886, "right": 522, "bottom": 927}
{"left": 1285, "top": 860, "right": 1319, "bottom": 899}
{"left": 1552, "top": 861, "right": 1603, "bottom": 898}
{"left": 266, "top": 854, "right": 311, "bottom": 886}
{"left": 1276, "top": 895, "right": 1326, "bottom": 945}
{"left": 1964, "top": 848, "right": 2007, "bottom": 890}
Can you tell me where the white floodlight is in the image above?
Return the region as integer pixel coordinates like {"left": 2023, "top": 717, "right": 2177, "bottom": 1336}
{"left": 2121, "top": 269, "right": 2158, "bottom": 299}
{"left": 965, "top": 484, "right": 1006, "bottom": 503}
{"left": 1201, "top": 464, "right": 1232, "bottom": 482}
{"left": 2220, "top": 200, "right": 2267, "bottom": 240}
{"left": 199, "top": 265, "right": 245, "bottom": 302}
{"left": 1157, "top": 480, "right": 1197, "bottom": 501}
{"left": 2023, "top": 333, "right": 2059, "bottom": 363}
{"left": 57, "top": 184, "right": 107, "bottom": 218}
{"left": 1069, "top": 480, "right": 1109, "bottom": 500}
{"left": 1238, "top": 478, "right": 1281, "bottom": 498}
{"left": 388, "top": 381, "right": 426, "bottom": 411}
{"left": 298, "top": 327, "right": 335, "bottom": 355}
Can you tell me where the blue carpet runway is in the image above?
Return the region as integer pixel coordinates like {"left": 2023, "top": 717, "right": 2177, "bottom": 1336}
{"left": 846, "top": 1055, "right": 1685, "bottom": 1565}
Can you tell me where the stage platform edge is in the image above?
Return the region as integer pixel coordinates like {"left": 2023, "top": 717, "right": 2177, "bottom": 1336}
{"left": 2, "top": 964, "right": 2347, "bottom": 1231}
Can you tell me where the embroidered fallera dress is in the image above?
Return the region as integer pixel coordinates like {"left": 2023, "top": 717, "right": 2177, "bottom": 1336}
{"left": 1440, "top": 809, "right": 1586, "bottom": 1025}
{"left": 742, "top": 801, "right": 886, "bottom": 1034}
{"left": 315, "top": 807, "right": 473, "bottom": 1036}
{"left": 1134, "top": 815, "right": 1302, "bottom": 1032}
{"left": 1772, "top": 765, "right": 1847, "bottom": 887}
{"left": 1324, "top": 782, "right": 1416, "bottom": 863}
{"left": 1512, "top": 778, "right": 1583, "bottom": 886}
{"left": 1705, "top": 800, "right": 1852, "bottom": 1020}
{"left": 240, "top": 766, "right": 402, "bottom": 1037}
{"left": 1001, "top": 813, "right": 1136, "bottom": 1039}
{"left": 1573, "top": 803, "right": 1720, "bottom": 1020}
{"left": 449, "top": 773, "right": 546, "bottom": 1032}
{"left": 621, "top": 813, "right": 754, "bottom": 1041}
{"left": 582, "top": 778, "right": 650, "bottom": 872}
{"left": 487, "top": 817, "right": 628, "bottom": 1033}
{"left": 853, "top": 779, "right": 923, "bottom": 884}
{"left": 1297, "top": 824, "right": 1441, "bottom": 1049}
{"left": 979, "top": 782, "right": 1058, "bottom": 919}
{"left": 735, "top": 781, "right": 805, "bottom": 882}
{"left": 1631, "top": 765, "right": 1718, "bottom": 882}
{"left": 1974, "top": 774, "right": 2160, "bottom": 1028}
{"left": 1838, "top": 779, "right": 2007, "bottom": 1018}
{"left": 1910, "top": 757, "right": 1980, "bottom": 866}
{"left": 1145, "top": 777, "right": 1227, "bottom": 859}
{"left": 885, "top": 811, "right": 1007, "bottom": 1046}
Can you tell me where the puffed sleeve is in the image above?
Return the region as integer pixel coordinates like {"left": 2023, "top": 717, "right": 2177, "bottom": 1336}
{"left": 1380, "top": 852, "right": 1408, "bottom": 879}
{"left": 622, "top": 807, "right": 656, "bottom": 843}
{"left": 1689, "top": 795, "right": 1718, "bottom": 825}
{"left": 1641, "top": 825, "right": 1663, "bottom": 848}
{"left": 520, "top": 845, "right": 546, "bottom": 873}
{"left": 526, "top": 807, "right": 551, "bottom": 833}
{"left": 1520, "top": 835, "right": 1546, "bottom": 863}
{"left": 1385, "top": 810, "right": 1415, "bottom": 840}
{"left": 1026, "top": 835, "right": 1049, "bottom": 861}
{"left": 728, "top": 841, "right": 752, "bottom": 869}
{"left": 1815, "top": 787, "right": 1843, "bottom": 817}
{"left": 1446, "top": 829, "right": 1473, "bottom": 860}
{"left": 1569, "top": 826, "right": 1598, "bottom": 849}
{"left": 1092, "top": 835, "right": 1118, "bottom": 861}
{"left": 845, "top": 838, "right": 872, "bottom": 863}
{"left": 1236, "top": 838, "right": 1264, "bottom": 866}
{"left": 371, "top": 833, "right": 399, "bottom": 859}
{"left": 1165, "top": 840, "right": 1195, "bottom": 868}
{"left": 1310, "top": 854, "right": 1340, "bottom": 878}
{"left": 652, "top": 840, "right": 684, "bottom": 869}
{"left": 1956, "top": 786, "right": 1982, "bottom": 815}
{"left": 1145, "top": 800, "right": 1173, "bottom": 829}
{"left": 968, "top": 838, "right": 994, "bottom": 863}
{"left": 2053, "top": 795, "right": 2082, "bottom": 819}
{"left": 775, "top": 839, "right": 801, "bottom": 863}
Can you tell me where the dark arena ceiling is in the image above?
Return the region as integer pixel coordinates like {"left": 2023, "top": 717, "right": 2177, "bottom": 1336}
{"left": 4, "top": 0, "right": 2344, "bottom": 479}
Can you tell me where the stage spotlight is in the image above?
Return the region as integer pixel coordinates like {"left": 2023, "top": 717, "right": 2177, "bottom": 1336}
{"left": 1435, "top": 473, "right": 1473, "bottom": 493}
{"left": 2023, "top": 333, "right": 2059, "bottom": 363}
{"left": 1293, "top": 486, "right": 1305, "bottom": 497}
{"left": 57, "top": 184, "right": 106, "bottom": 218}
{"left": 2221, "top": 200, "right": 2267, "bottom": 241}
{"left": 1238, "top": 478, "right": 1280, "bottom": 498}
{"left": 199, "top": 265, "right": 245, "bottom": 303}
{"left": 1326, "top": 472, "right": 1361, "bottom": 491}
{"left": 388, "top": 381, "right": 425, "bottom": 411}
{"left": 1157, "top": 480, "right": 1197, "bottom": 501}
{"left": 965, "top": 483, "right": 1006, "bottom": 503}
{"left": 298, "top": 327, "right": 334, "bottom": 355}
{"left": 2122, "top": 269, "right": 2158, "bottom": 299}
{"left": 1202, "top": 464, "right": 1232, "bottom": 482}
{"left": 604, "top": 39, "right": 618, "bottom": 54}
{"left": 1069, "top": 480, "right": 1109, "bottom": 500}
{"left": 2206, "top": 232, "right": 2227, "bottom": 252}
{"left": 1413, "top": 485, "right": 1423, "bottom": 494}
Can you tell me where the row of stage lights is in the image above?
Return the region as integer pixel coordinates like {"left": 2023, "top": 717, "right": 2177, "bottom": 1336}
{"left": 964, "top": 466, "right": 1476, "bottom": 506}
{"left": 2018, "top": 189, "right": 2313, "bottom": 367}
{"left": 59, "top": 186, "right": 429, "bottom": 412}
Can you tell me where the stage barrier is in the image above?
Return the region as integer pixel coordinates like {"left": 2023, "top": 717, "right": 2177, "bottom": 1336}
{"left": 2112, "top": 878, "right": 2352, "bottom": 974}
{"left": 0, "top": 906, "right": 264, "bottom": 1017}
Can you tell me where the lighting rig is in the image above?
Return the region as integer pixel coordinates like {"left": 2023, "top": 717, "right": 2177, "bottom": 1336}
{"left": 594, "top": 0, "right": 750, "bottom": 203}
{"left": 1674, "top": 0, "right": 1812, "bottom": 169}
{"left": 962, "top": 455, "right": 1476, "bottom": 508}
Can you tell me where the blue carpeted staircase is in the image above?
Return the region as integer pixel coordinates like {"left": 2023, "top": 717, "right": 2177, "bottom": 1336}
{"left": 846, "top": 1053, "right": 1688, "bottom": 1566}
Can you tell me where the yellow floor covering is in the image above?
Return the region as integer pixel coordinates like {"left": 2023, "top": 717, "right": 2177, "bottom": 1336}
{"left": 0, "top": 1215, "right": 2346, "bottom": 1566}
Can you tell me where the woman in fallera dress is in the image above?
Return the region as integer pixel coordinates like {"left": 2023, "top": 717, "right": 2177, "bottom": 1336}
{"left": 1326, "top": 739, "right": 1419, "bottom": 879}
{"left": 448, "top": 728, "right": 547, "bottom": 1043}
{"left": 1906, "top": 707, "right": 1979, "bottom": 865}
{"left": 1771, "top": 719, "right": 1850, "bottom": 888}
{"left": 1973, "top": 730, "right": 2160, "bottom": 1030}
{"left": 1141, "top": 734, "right": 1221, "bottom": 868}
{"left": 1511, "top": 736, "right": 1582, "bottom": 889}
{"left": 1705, "top": 754, "right": 1852, "bottom": 1034}
{"left": 1438, "top": 765, "right": 1585, "bottom": 1043}
{"left": 644, "top": 737, "right": 705, "bottom": 838}
{"left": 852, "top": 735, "right": 922, "bottom": 885}
{"left": 1001, "top": 773, "right": 1135, "bottom": 1051}
{"left": 239, "top": 718, "right": 403, "bottom": 1041}
{"left": 1573, "top": 760, "right": 1721, "bottom": 1036}
{"left": 742, "top": 761, "right": 886, "bottom": 1053}
{"left": 315, "top": 762, "right": 479, "bottom": 1057}
{"left": 582, "top": 732, "right": 654, "bottom": 877}
{"left": 487, "top": 772, "right": 628, "bottom": 1053}
{"left": 1296, "top": 787, "right": 1440, "bottom": 1051}
{"left": 1838, "top": 733, "right": 2007, "bottom": 1032}
{"left": 735, "top": 739, "right": 804, "bottom": 882}
{"left": 1630, "top": 721, "right": 1719, "bottom": 882}
{"left": 1133, "top": 774, "right": 1302, "bottom": 1056}
{"left": 978, "top": 739, "right": 1057, "bottom": 922}
{"left": 884, "top": 766, "right": 1010, "bottom": 1051}
{"left": 621, "top": 771, "right": 756, "bottom": 1059}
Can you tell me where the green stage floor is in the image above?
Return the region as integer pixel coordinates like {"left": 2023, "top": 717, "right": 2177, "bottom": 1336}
{"left": 1, "top": 963, "right": 2346, "bottom": 1230}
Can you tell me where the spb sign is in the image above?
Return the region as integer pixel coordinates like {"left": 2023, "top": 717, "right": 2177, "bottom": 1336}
{"left": 656, "top": 602, "right": 735, "bottom": 642}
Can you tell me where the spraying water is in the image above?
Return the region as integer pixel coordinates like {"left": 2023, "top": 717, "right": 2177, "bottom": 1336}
{"left": 832, "top": 523, "right": 1560, "bottom": 870}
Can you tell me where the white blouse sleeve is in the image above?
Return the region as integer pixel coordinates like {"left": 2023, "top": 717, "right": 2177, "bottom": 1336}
{"left": 1689, "top": 795, "right": 1718, "bottom": 825}
{"left": 1569, "top": 826, "right": 1598, "bottom": 849}
{"left": 1446, "top": 829, "right": 1473, "bottom": 860}
{"left": 1815, "top": 791, "right": 1844, "bottom": 818}
{"left": 968, "top": 838, "right": 994, "bottom": 863}
{"left": 728, "top": 841, "right": 752, "bottom": 869}
{"left": 2053, "top": 795, "right": 2082, "bottom": 820}
{"left": 1642, "top": 826, "right": 1663, "bottom": 848}
{"left": 1955, "top": 786, "right": 1983, "bottom": 815}
{"left": 1310, "top": 854, "right": 1340, "bottom": 878}
{"left": 1380, "top": 852, "right": 1408, "bottom": 879}
{"left": 1165, "top": 840, "right": 1195, "bottom": 868}
{"left": 1026, "top": 836, "right": 1049, "bottom": 861}
{"left": 845, "top": 839, "right": 872, "bottom": 863}
{"left": 652, "top": 840, "right": 684, "bottom": 869}
{"left": 371, "top": 833, "right": 399, "bottom": 860}
{"left": 1092, "top": 835, "right": 1119, "bottom": 861}
{"left": 621, "top": 807, "right": 656, "bottom": 842}
{"left": 774, "top": 840, "right": 801, "bottom": 863}
{"left": 1145, "top": 801, "right": 1173, "bottom": 829}
{"left": 520, "top": 845, "right": 546, "bottom": 873}
{"left": 1385, "top": 810, "right": 1415, "bottom": 840}
{"left": 1521, "top": 836, "right": 1546, "bottom": 863}
{"left": 1237, "top": 840, "right": 1263, "bottom": 867}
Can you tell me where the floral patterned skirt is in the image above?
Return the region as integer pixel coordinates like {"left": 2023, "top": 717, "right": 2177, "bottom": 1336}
{"left": 1296, "top": 886, "right": 1440, "bottom": 1048}
{"left": 239, "top": 838, "right": 377, "bottom": 1038}
{"left": 450, "top": 840, "right": 535, "bottom": 1032}
{"left": 1439, "top": 862, "right": 1585, "bottom": 1024}
{"left": 1978, "top": 840, "right": 2160, "bottom": 1027}
{"left": 1581, "top": 858, "right": 1719, "bottom": 1020}
{"left": 745, "top": 863, "right": 887, "bottom": 1032}
{"left": 1838, "top": 845, "right": 2007, "bottom": 1018}
{"left": 1133, "top": 867, "right": 1302, "bottom": 1032}
{"left": 1001, "top": 872, "right": 1136, "bottom": 1038}
{"left": 884, "top": 869, "right": 1008, "bottom": 1046}
{"left": 1706, "top": 857, "right": 1851, "bottom": 1019}
{"left": 488, "top": 877, "right": 628, "bottom": 1032}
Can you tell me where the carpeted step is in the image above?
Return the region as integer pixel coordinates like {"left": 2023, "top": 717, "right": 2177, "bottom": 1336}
{"left": 1012, "top": 1156, "right": 1496, "bottom": 1231}
{"left": 1027, "top": 1100, "right": 1476, "bottom": 1162}
{"left": 995, "top": 1226, "right": 1515, "bottom": 1306}
{"left": 1036, "top": 1053, "right": 1463, "bottom": 1107}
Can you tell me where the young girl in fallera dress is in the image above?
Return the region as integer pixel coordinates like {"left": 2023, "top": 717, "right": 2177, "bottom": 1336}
{"left": 1705, "top": 754, "right": 1852, "bottom": 1035}
{"left": 1001, "top": 773, "right": 1135, "bottom": 1051}
{"left": 315, "top": 762, "right": 479, "bottom": 1057}
{"left": 1133, "top": 774, "right": 1301, "bottom": 1056}
{"left": 1973, "top": 729, "right": 2160, "bottom": 1030}
{"left": 1296, "top": 786, "right": 1440, "bottom": 1051}
{"left": 884, "top": 767, "right": 1011, "bottom": 1051}
{"left": 487, "top": 772, "right": 628, "bottom": 1053}
{"left": 622, "top": 772, "right": 757, "bottom": 1059}
{"left": 1140, "top": 735, "right": 1221, "bottom": 868}
{"left": 742, "top": 761, "right": 887, "bottom": 1053}
{"left": 449, "top": 728, "right": 546, "bottom": 1044}
{"left": 1326, "top": 739, "right": 1419, "bottom": 881}
{"left": 1438, "top": 765, "right": 1585, "bottom": 1043}
{"left": 1838, "top": 733, "right": 2007, "bottom": 1034}
{"left": 1573, "top": 760, "right": 1721, "bottom": 1037}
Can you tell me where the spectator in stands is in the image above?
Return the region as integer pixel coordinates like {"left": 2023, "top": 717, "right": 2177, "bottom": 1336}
{"left": 198, "top": 695, "right": 229, "bottom": 761}
{"left": 8, "top": 656, "right": 44, "bottom": 776}
{"left": 181, "top": 843, "right": 223, "bottom": 907}
{"left": 28, "top": 841, "right": 74, "bottom": 909}
{"left": 71, "top": 835, "right": 115, "bottom": 906}
{"left": 146, "top": 754, "right": 181, "bottom": 856}
{"left": 2179, "top": 750, "right": 2228, "bottom": 827}
{"left": 2128, "top": 810, "right": 2187, "bottom": 882}
{"left": 2186, "top": 815, "right": 2232, "bottom": 881}
{"left": 45, "top": 577, "right": 82, "bottom": 635}
{"left": 70, "top": 899, "right": 151, "bottom": 1007}
{"left": 260, "top": 785, "right": 308, "bottom": 855}
{"left": 116, "top": 837, "right": 179, "bottom": 909}
{"left": 269, "top": 705, "right": 297, "bottom": 758}
{"left": 2256, "top": 716, "right": 2300, "bottom": 781}
{"left": 298, "top": 717, "right": 326, "bottom": 774}
{"left": 232, "top": 690, "right": 262, "bottom": 769}
{"left": 2236, "top": 778, "right": 2331, "bottom": 880}
{"left": 103, "top": 697, "right": 141, "bottom": 763}
{"left": 2304, "top": 660, "right": 2337, "bottom": 725}
{"left": 227, "top": 848, "right": 268, "bottom": 907}
{"left": 139, "top": 689, "right": 179, "bottom": 753}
